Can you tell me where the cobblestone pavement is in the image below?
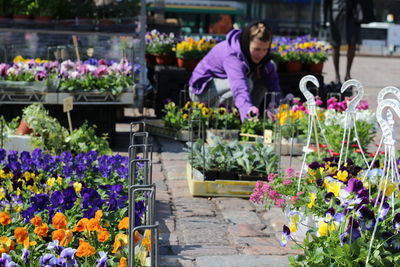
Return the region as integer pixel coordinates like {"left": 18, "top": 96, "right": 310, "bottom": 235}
{"left": 118, "top": 55, "right": 400, "bottom": 267}
{"left": 150, "top": 136, "right": 297, "bottom": 267}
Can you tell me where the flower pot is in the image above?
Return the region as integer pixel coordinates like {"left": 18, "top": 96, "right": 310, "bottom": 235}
{"left": 154, "top": 54, "right": 176, "bottom": 66}
{"left": 308, "top": 62, "right": 324, "bottom": 74}
{"left": 99, "top": 19, "right": 114, "bottom": 25}
{"left": 285, "top": 61, "right": 303, "bottom": 73}
{"left": 15, "top": 119, "right": 33, "bottom": 135}
{"left": 177, "top": 58, "right": 199, "bottom": 71}
{"left": 34, "top": 16, "right": 52, "bottom": 22}
{"left": 13, "top": 14, "right": 30, "bottom": 22}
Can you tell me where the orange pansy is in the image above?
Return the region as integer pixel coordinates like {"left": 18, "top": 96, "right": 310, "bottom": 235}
{"left": 76, "top": 239, "right": 96, "bottom": 257}
{"left": 14, "top": 227, "right": 29, "bottom": 244}
{"left": 52, "top": 229, "right": 73, "bottom": 246}
{"left": 112, "top": 233, "right": 128, "bottom": 253}
{"left": 0, "top": 236, "right": 15, "bottom": 254}
{"left": 118, "top": 257, "right": 127, "bottom": 267}
{"left": 34, "top": 223, "right": 49, "bottom": 239}
{"left": 0, "top": 211, "right": 11, "bottom": 225}
{"left": 52, "top": 212, "right": 68, "bottom": 230}
{"left": 95, "top": 210, "right": 103, "bottom": 220}
{"left": 134, "top": 231, "right": 140, "bottom": 244}
{"left": 87, "top": 218, "right": 104, "bottom": 232}
{"left": 97, "top": 231, "right": 110, "bottom": 242}
{"left": 118, "top": 217, "right": 129, "bottom": 230}
{"left": 72, "top": 218, "right": 89, "bottom": 232}
{"left": 30, "top": 216, "right": 43, "bottom": 227}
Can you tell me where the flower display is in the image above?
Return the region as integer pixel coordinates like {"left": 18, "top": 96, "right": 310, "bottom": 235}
{"left": 251, "top": 157, "right": 400, "bottom": 266}
{"left": 163, "top": 100, "right": 241, "bottom": 130}
{"left": 0, "top": 56, "right": 135, "bottom": 95}
{"left": 145, "top": 29, "right": 176, "bottom": 56}
{"left": 0, "top": 148, "right": 148, "bottom": 266}
{"left": 270, "top": 36, "right": 330, "bottom": 64}
{"left": 175, "top": 37, "right": 217, "bottom": 60}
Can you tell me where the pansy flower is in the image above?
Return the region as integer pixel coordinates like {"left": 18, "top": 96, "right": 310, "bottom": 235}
{"left": 280, "top": 225, "right": 291, "bottom": 247}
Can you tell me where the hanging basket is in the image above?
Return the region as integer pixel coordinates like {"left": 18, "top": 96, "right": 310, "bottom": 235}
{"left": 285, "top": 61, "right": 303, "bottom": 73}
{"left": 177, "top": 58, "right": 199, "bottom": 71}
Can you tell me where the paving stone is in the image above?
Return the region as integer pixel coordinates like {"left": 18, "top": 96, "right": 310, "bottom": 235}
{"left": 177, "top": 216, "right": 222, "bottom": 228}
{"left": 163, "top": 160, "right": 188, "bottom": 180}
{"left": 242, "top": 245, "right": 301, "bottom": 256}
{"left": 174, "top": 198, "right": 216, "bottom": 217}
{"left": 228, "top": 224, "right": 269, "bottom": 237}
{"left": 170, "top": 245, "right": 238, "bottom": 257}
{"left": 167, "top": 180, "right": 192, "bottom": 198}
{"left": 159, "top": 255, "right": 197, "bottom": 267}
{"left": 195, "top": 255, "right": 289, "bottom": 267}
{"left": 214, "top": 198, "right": 261, "bottom": 225}
{"left": 159, "top": 232, "right": 179, "bottom": 246}
{"left": 181, "top": 228, "right": 230, "bottom": 245}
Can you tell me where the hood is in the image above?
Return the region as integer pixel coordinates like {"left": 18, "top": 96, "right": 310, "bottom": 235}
{"left": 226, "top": 29, "right": 245, "bottom": 57}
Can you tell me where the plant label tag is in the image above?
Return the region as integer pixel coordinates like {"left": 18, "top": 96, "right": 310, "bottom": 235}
{"left": 63, "top": 97, "right": 73, "bottom": 112}
{"left": 263, "top": 130, "right": 272, "bottom": 143}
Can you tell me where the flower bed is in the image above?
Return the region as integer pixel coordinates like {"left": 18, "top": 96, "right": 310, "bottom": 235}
{"left": 0, "top": 148, "right": 151, "bottom": 266}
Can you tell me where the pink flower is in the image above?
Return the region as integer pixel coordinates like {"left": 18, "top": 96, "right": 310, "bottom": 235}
{"left": 268, "top": 173, "right": 277, "bottom": 182}
{"left": 250, "top": 181, "right": 270, "bottom": 204}
{"left": 275, "top": 198, "right": 286, "bottom": 208}
{"left": 283, "top": 179, "right": 292, "bottom": 185}
{"left": 290, "top": 196, "right": 299, "bottom": 204}
{"left": 327, "top": 97, "right": 337, "bottom": 106}
{"left": 285, "top": 168, "right": 295, "bottom": 178}
{"left": 94, "top": 65, "right": 109, "bottom": 78}
{"left": 357, "top": 100, "right": 369, "bottom": 110}
{"left": 269, "top": 190, "right": 281, "bottom": 200}
{"left": 315, "top": 99, "right": 323, "bottom": 106}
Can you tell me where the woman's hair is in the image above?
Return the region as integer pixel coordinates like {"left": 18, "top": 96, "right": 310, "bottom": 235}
{"left": 248, "top": 22, "right": 272, "bottom": 43}
{"left": 239, "top": 21, "right": 273, "bottom": 67}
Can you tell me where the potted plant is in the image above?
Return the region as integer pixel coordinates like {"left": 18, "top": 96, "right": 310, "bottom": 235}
{"left": 175, "top": 37, "right": 216, "bottom": 70}
{"left": 304, "top": 43, "right": 329, "bottom": 73}
{"left": 145, "top": 30, "right": 176, "bottom": 65}
{"left": 12, "top": 0, "right": 33, "bottom": 21}
{"left": 29, "top": 0, "right": 61, "bottom": 22}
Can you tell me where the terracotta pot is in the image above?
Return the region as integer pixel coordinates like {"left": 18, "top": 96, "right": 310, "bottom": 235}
{"left": 308, "top": 62, "right": 324, "bottom": 73}
{"left": 154, "top": 54, "right": 176, "bottom": 65}
{"left": 99, "top": 19, "right": 113, "bottom": 25}
{"left": 34, "top": 16, "right": 52, "bottom": 22}
{"left": 15, "top": 119, "right": 33, "bottom": 135}
{"left": 13, "top": 14, "right": 30, "bottom": 22}
{"left": 285, "top": 61, "right": 303, "bottom": 73}
{"left": 177, "top": 58, "right": 199, "bottom": 71}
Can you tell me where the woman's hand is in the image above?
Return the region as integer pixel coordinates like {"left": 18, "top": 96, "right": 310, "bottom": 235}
{"left": 246, "top": 106, "right": 259, "bottom": 118}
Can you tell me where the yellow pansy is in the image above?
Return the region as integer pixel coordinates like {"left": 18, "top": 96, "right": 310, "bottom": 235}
{"left": 335, "top": 170, "right": 349, "bottom": 182}
{"left": 0, "top": 170, "right": 6, "bottom": 179}
{"left": 308, "top": 193, "right": 316, "bottom": 208}
{"left": 47, "top": 178, "right": 56, "bottom": 187}
{"left": 57, "top": 177, "right": 63, "bottom": 185}
{"left": 326, "top": 180, "right": 342, "bottom": 197}
{"left": 381, "top": 179, "right": 396, "bottom": 196}
{"left": 318, "top": 221, "right": 336, "bottom": 236}
{"left": 289, "top": 223, "right": 297, "bottom": 233}
{"left": 0, "top": 188, "right": 5, "bottom": 200}
{"left": 74, "top": 182, "right": 82, "bottom": 193}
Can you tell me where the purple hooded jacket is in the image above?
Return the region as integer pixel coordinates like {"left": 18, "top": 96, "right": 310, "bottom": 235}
{"left": 189, "top": 29, "right": 281, "bottom": 121}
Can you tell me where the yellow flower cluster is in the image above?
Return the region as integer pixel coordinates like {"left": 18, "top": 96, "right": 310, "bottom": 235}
{"left": 13, "top": 55, "right": 49, "bottom": 64}
{"left": 175, "top": 38, "right": 216, "bottom": 53}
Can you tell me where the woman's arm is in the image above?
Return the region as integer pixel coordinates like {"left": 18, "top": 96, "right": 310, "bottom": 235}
{"left": 222, "top": 56, "right": 253, "bottom": 121}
